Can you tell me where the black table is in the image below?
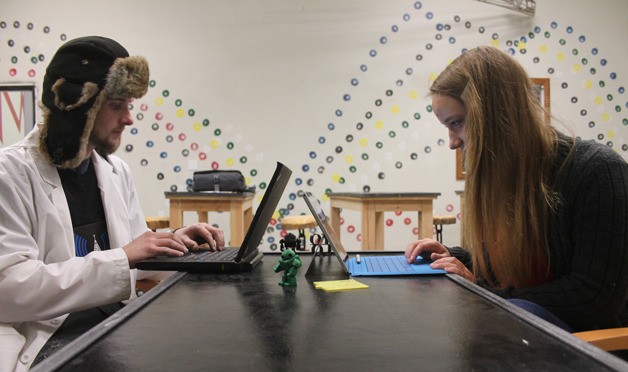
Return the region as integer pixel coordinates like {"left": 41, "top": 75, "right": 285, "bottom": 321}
{"left": 33, "top": 253, "right": 627, "bottom": 371}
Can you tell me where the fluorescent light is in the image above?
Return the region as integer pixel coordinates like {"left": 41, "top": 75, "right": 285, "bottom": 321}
{"left": 476, "top": 0, "right": 536, "bottom": 16}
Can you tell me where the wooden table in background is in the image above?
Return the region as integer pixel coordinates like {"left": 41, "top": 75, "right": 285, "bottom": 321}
{"left": 326, "top": 192, "right": 440, "bottom": 251}
{"left": 165, "top": 192, "right": 254, "bottom": 246}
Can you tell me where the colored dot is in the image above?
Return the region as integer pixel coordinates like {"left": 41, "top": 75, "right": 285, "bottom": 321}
{"left": 375, "top": 120, "right": 384, "bottom": 129}
{"left": 319, "top": 136, "right": 326, "bottom": 144}
{"left": 309, "top": 151, "right": 317, "bottom": 159}
{"left": 346, "top": 134, "right": 354, "bottom": 142}
{"left": 162, "top": 90, "right": 169, "bottom": 97}
{"left": 360, "top": 138, "right": 368, "bottom": 147}
{"left": 175, "top": 109, "right": 185, "bottom": 118}
{"left": 146, "top": 141, "right": 154, "bottom": 148}
{"left": 386, "top": 219, "right": 393, "bottom": 227}
{"left": 178, "top": 133, "right": 186, "bottom": 141}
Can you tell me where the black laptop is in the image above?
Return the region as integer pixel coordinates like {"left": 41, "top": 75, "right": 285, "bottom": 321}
{"left": 136, "top": 162, "right": 292, "bottom": 273}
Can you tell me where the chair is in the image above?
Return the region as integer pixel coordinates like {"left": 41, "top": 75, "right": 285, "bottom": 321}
{"left": 433, "top": 215, "right": 456, "bottom": 243}
{"left": 572, "top": 327, "right": 628, "bottom": 352}
{"left": 146, "top": 216, "right": 170, "bottom": 231}
{"left": 280, "top": 215, "right": 317, "bottom": 251}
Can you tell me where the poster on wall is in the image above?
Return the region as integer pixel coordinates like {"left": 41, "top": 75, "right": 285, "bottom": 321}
{"left": 0, "top": 84, "right": 36, "bottom": 149}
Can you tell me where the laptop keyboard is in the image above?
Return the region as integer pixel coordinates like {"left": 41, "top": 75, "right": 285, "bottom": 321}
{"left": 179, "top": 248, "right": 238, "bottom": 262}
{"left": 355, "top": 256, "right": 413, "bottom": 274}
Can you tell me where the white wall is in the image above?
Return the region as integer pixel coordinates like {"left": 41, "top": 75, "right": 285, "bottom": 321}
{"left": 1, "top": 0, "right": 626, "bottom": 251}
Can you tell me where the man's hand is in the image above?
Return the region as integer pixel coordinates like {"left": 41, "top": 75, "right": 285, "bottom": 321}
{"left": 172, "top": 223, "right": 226, "bottom": 251}
{"left": 123, "top": 231, "right": 188, "bottom": 268}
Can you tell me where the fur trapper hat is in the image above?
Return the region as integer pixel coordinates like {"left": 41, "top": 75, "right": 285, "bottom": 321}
{"left": 39, "top": 36, "right": 149, "bottom": 168}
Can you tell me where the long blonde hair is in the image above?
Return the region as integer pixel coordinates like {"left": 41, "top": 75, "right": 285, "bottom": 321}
{"left": 431, "top": 46, "right": 558, "bottom": 288}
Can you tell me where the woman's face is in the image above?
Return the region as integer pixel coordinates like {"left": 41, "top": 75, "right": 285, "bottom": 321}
{"left": 432, "top": 94, "right": 467, "bottom": 151}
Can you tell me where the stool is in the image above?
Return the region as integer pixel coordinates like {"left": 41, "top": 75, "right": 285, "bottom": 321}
{"left": 280, "top": 215, "right": 317, "bottom": 251}
{"left": 146, "top": 216, "right": 170, "bottom": 231}
{"left": 433, "top": 215, "right": 456, "bottom": 243}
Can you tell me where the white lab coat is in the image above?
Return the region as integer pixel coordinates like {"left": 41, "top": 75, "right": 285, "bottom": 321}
{"left": 0, "top": 126, "right": 159, "bottom": 371}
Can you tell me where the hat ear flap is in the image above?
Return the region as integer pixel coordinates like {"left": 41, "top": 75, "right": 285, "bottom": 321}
{"left": 51, "top": 78, "right": 100, "bottom": 111}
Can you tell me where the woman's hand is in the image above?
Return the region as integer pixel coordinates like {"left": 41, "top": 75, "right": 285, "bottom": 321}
{"left": 405, "top": 238, "right": 475, "bottom": 282}
{"left": 405, "top": 238, "right": 451, "bottom": 263}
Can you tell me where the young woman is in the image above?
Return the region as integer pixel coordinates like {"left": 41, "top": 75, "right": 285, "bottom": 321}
{"left": 406, "top": 45, "right": 628, "bottom": 332}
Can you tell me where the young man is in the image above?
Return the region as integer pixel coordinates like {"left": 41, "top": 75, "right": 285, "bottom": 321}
{"left": 0, "top": 36, "right": 225, "bottom": 371}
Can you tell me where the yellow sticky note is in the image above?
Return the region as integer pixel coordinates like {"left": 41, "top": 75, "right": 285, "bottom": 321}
{"left": 313, "top": 279, "right": 369, "bottom": 292}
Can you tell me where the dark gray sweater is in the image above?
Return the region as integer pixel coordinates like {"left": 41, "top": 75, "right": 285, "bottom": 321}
{"left": 451, "top": 134, "right": 628, "bottom": 332}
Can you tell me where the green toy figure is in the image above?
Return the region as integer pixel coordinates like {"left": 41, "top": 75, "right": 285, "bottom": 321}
{"left": 274, "top": 248, "right": 302, "bottom": 287}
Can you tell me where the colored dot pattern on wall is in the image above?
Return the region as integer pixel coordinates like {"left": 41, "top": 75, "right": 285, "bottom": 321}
{"left": 1, "top": 1, "right": 624, "bottom": 250}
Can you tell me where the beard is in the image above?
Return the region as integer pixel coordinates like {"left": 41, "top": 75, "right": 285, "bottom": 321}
{"left": 89, "top": 130, "right": 121, "bottom": 156}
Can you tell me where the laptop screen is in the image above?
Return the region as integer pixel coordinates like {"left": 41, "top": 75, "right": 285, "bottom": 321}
{"left": 302, "top": 192, "right": 350, "bottom": 268}
{"left": 236, "top": 162, "right": 292, "bottom": 261}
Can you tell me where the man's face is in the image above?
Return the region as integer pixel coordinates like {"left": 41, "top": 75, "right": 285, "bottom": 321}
{"left": 89, "top": 98, "right": 133, "bottom": 155}
{"left": 432, "top": 94, "right": 467, "bottom": 151}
